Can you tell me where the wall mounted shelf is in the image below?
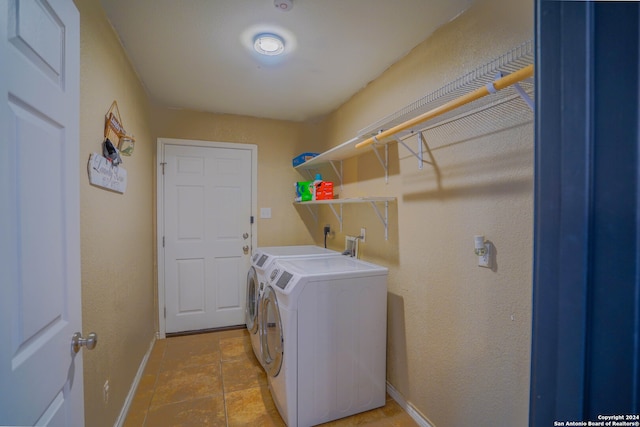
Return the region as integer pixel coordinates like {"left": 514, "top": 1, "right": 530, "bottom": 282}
{"left": 294, "top": 197, "right": 395, "bottom": 240}
{"left": 292, "top": 40, "right": 533, "bottom": 242}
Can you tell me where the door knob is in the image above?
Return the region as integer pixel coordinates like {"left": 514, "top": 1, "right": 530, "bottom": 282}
{"left": 243, "top": 233, "right": 249, "bottom": 240}
{"left": 71, "top": 332, "right": 98, "bottom": 353}
{"left": 243, "top": 245, "right": 249, "bottom": 254}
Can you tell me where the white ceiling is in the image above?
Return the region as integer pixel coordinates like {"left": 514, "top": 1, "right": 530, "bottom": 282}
{"left": 100, "top": 0, "right": 474, "bottom": 122}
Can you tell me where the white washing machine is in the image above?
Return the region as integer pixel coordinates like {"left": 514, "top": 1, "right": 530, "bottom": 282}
{"left": 245, "top": 246, "right": 341, "bottom": 366}
{"left": 259, "top": 256, "right": 388, "bottom": 427}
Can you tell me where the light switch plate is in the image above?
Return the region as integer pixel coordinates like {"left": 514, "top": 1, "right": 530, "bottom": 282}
{"left": 260, "top": 208, "right": 272, "bottom": 219}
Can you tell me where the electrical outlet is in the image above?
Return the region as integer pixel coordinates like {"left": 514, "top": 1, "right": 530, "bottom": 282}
{"left": 103, "top": 380, "right": 110, "bottom": 404}
{"left": 478, "top": 243, "right": 491, "bottom": 268}
{"left": 360, "top": 227, "right": 366, "bottom": 243}
{"left": 345, "top": 236, "right": 359, "bottom": 258}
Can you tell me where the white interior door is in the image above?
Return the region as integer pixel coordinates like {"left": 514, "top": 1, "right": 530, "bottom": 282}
{"left": 0, "top": 0, "right": 84, "bottom": 426}
{"left": 161, "top": 140, "right": 254, "bottom": 334}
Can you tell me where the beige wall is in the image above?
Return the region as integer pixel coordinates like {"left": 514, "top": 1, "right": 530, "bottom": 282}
{"left": 75, "top": 0, "right": 155, "bottom": 425}
{"left": 316, "top": 0, "right": 534, "bottom": 425}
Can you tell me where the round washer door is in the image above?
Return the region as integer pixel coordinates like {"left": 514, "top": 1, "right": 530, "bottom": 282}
{"left": 260, "top": 285, "right": 283, "bottom": 377}
{"left": 245, "top": 266, "right": 260, "bottom": 333}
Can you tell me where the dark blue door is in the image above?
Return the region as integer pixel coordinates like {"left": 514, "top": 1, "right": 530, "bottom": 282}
{"left": 531, "top": 1, "right": 640, "bottom": 425}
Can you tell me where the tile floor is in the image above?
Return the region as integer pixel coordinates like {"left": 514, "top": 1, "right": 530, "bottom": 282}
{"left": 123, "top": 327, "right": 418, "bottom": 427}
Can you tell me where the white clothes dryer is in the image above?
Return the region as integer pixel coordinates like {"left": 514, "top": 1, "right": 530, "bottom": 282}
{"left": 259, "top": 256, "right": 388, "bottom": 427}
{"left": 244, "top": 246, "right": 341, "bottom": 366}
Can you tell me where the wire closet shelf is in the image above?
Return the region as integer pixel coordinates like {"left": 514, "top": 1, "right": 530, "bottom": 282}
{"left": 294, "top": 40, "right": 534, "bottom": 174}
{"left": 356, "top": 39, "right": 534, "bottom": 150}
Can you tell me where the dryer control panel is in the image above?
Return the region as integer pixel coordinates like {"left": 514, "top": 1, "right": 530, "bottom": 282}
{"left": 270, "top": 268, "right": 294, "bottom": 290}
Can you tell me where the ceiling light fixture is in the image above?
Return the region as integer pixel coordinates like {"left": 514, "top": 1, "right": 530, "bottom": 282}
{"left": 253, "top": 33, "right": 285, "bottom": 56}
{"left": 274, "top": 0, "right": 293, "bottom": 11}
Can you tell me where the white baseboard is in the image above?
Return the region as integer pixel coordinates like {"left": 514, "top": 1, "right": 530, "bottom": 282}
{"left": 115, "top": 336, "right": 157, "bottom": 427}
{"left": 386, "top": 382, "right": 435, "bottom": 427}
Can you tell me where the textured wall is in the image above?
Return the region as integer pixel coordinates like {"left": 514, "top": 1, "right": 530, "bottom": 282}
{"left": 316, "top": 0, "right": 535, "bottom": 425}
{"left": 75, "top": 0, "right": 156, "bottom": 425}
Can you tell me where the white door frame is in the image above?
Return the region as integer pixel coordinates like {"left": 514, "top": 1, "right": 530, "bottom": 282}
{"left": 156, "top": 137, "right": 257, "bottom": 338}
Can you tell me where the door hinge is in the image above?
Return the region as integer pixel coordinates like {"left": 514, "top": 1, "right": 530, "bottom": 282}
{"left": 164, "top": 307, "right": 166, "bottom": 318}
{"left": 160, "top": 162, "right": 167, "bottom": 175}
{"left": 250, "top": 216, "right": 254, "bottom": 224}
{"left": 162, "top": 236, "right": 165, "bottom": 247}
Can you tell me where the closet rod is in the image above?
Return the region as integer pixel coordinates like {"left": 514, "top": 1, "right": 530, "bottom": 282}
{"left": 355, "top": 64, "right": 534, "bottom": 149}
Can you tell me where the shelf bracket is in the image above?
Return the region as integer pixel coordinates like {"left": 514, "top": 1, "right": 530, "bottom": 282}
{"left": 395, "top": 134, "right": 424, "bottom": 170}
{"left": 418, "top": 132, "right": 424, "bottom": 170}
{"left": 512, "top": 81, "right": 535, "bottom": 111}
{"left": 368, "top": 200, "right": 389, "bottom": 240}
{"left": 328, "top": 160, "right": 343, "bottom": 189}
{"left": 489, "top": 71, "right": 534, "bottom": 112}
{"left": 304, "top": 204, "right": 318, "bottom": 223}
{"left": 327, "top": 203, "right": 343, "bottom": 232}
{"left": 371, "top": 137, "right": 389, "bottom": 183}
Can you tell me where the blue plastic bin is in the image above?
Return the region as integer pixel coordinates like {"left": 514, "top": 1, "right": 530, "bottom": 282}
{"left": 292, "top": 152, "right": 319, "bottom": 167}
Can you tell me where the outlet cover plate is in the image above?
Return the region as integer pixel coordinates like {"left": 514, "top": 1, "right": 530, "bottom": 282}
{"left": 345, "top": 236, "right": 359, "bottom": 258}
{"left": 478, "top": 243, "right": 491, "bottom": 268}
